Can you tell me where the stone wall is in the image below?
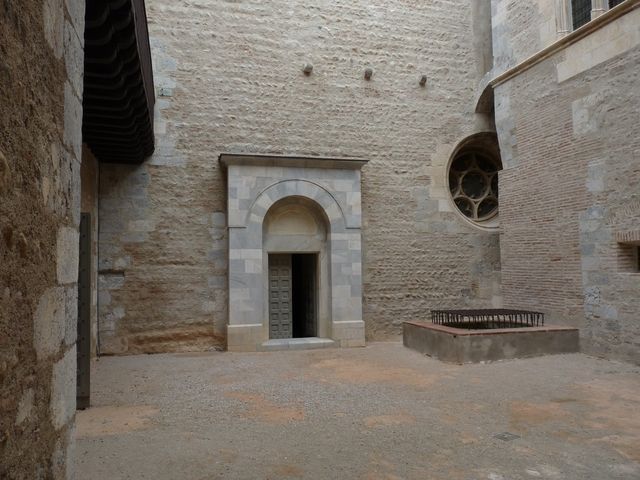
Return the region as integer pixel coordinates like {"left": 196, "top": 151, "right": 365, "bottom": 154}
{"left": 0, "top": 0, "right": 84, "bottom": 477}
{"left": 491, "top": 0, "right": 557, "bottom": 72}
{"left": 494, "top": 7, "right": 640, "bottom": 364}
{"left": 98, "top": 0, "right": 503, "bottom": 353}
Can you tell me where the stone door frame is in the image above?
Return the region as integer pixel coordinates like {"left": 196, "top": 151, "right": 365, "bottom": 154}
{"left": 220, "top": 154, "right": 368, "bottom": 352}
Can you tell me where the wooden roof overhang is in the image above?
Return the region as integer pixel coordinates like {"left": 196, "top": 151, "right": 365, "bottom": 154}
{"left": 82, "top": 0, "right": 155, "bottom": 163}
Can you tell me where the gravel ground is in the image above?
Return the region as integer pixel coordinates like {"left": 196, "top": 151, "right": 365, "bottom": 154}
{"left": 76, "top": 342, "right": 640, "bottom": 480}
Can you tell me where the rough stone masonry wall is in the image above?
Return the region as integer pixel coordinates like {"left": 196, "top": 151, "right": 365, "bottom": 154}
{"left": 98, "top": 0, "right": 502, "bottom": 354}
{"left": 494, "top": 8, "right": 640, "bottom": 365}
{"left": 491, "top": 0, "right": 558, "bottom": 73}
{"left": 0, "top": 0, "right": 84, "bottom": 478}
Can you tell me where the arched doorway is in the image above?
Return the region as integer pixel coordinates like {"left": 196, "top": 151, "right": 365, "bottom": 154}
{"left": 263, "top": 197, "right": 330, "bottom": 339}
{"left": 220, "top": 153, "right": 367, "bottom": 351}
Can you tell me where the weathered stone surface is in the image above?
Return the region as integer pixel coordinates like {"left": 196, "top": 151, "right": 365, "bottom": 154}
{"left": 15, "top": 388, "right": 35, "bottom": 425}
{"left": 33, "top": 287, "right": 66, "bottom": 361}
{"left": 403, "top": 321, "right": 580, "bottom": 364}
{"left": 64, "top": 0, "right": 85, "bottom": 39}
{"left": 57, "top": 226, "right": 79, "bottom": 284}
{"left": 494, "top": 7, "right": 640, "bottom": 364}
{"left": 98, "top": 0, "right": 503, "bottom": 353}
{"left": 1, "top": 0, "right": 83, "bottom": 475}
{"left": 0, "top": 151, "right": 10, "bottom": 194}
{"left": 64, "top": 286, "right": 78, "bottom": 347}
{"left": 63, "top": 82, "right": 83, "bottom": 160}
{"left": 50, "top": 346, "right": 76, "bottom": 430}
{"left": 64, "top": 20, "right": 83, "bottom": 98}
{"left": 43, "top": 0, "right": 64, "bottom": 59}
{"left": 51, "top": 424, "right": 75, "bottom": 480}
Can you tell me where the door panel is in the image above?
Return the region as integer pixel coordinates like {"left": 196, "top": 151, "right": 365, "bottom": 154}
{"left": 76, "top": 213, "right": 91, "bottom": 409}
{"left": 269, "top": 254, "right": 292, "bottom": 339}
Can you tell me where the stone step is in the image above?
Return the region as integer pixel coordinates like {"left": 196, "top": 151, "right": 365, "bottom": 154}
{"left": 259, "top": 337, "right": 336, "bottom": 352}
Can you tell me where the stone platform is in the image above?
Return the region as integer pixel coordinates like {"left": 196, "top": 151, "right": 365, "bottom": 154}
{"left": 403, "top": 321, "right": 580, "bottom": 364}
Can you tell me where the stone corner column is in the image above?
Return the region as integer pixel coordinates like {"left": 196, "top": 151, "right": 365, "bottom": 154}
{"left": 555, "top": 0, "right": 573, "bottom": 38}
{"left": 591, "top": 0, "right": 608, "bottom": 19}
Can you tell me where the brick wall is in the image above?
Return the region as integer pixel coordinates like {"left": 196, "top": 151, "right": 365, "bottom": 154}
{"left": 98, "top": 0, "right": 502, "bottom": 353}
{"left": 495, "top": 8, "right": 640, "bottom": 364}
{"left": 0, "top": 0, "right": 84, "bottom": 477}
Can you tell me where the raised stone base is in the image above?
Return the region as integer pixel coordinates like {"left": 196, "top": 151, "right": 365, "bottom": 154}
{"left": 227, "top": 320, "right": 365, "bottom": 352}
{"left": 403, "top": 321, "right": 580, "bottom": 364}
{"left": 260, "top": 338, "right": 335, "bottom": 351}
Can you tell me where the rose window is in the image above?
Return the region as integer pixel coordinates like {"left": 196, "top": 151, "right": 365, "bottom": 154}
{"left": 449, "top": 153, "right": 500, "bottom": 222}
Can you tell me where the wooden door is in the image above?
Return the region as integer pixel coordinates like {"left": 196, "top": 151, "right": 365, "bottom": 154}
{"left": 269, "top": 254, "right": 292, "bottom": 339}
{"left": 300, "top": 254, "right": 317, "bottom": 337}
{"left": 76, "top": 213, "right": 91, "bottom": 409}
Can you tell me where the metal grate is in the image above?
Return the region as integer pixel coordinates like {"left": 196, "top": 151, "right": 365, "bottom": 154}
{"left": 609, "top": 0, "right": 626, "bottom": 7}
{"left": 431, "top": 309, "right": 545, "bottom": 329}
{"left": 572, "top": 0, "right": 592, "bottom": 30}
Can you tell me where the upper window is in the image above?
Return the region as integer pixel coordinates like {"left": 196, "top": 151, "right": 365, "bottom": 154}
{"left": 569, "top": 0, "right": 628, "bottom": 32}
{"left": 572, "top": 0, "right": 592, "bottom": 29}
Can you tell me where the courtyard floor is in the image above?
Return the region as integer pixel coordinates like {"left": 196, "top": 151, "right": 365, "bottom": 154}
{"left": 77, "top": 343, "right": 640, "bottom": 480}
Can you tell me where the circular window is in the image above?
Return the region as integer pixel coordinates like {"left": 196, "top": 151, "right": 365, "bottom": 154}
{"left": 449, "top": 152, "right": 500, "bottom": 222}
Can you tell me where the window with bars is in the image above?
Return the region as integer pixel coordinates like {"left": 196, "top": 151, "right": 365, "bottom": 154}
{"left": 609, "top": 0, "right": 626, "bottom": 7}
{"left": 572, "top": 0, "right": 592, "bottom": 29}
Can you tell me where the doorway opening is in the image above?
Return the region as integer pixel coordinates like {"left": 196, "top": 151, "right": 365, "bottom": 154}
{"left": 269, "top": 253, "right": 317, "bottom": 339}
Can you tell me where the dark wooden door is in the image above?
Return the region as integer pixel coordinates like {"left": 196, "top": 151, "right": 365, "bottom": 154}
{"left": 269, "top": 254, "right": 292, "bottom": 339}
{"left": 76, "top": 213, "right": 91, "bottom": 409}
{"left": 300, "top": 254, "right": 317, "bottom": 337}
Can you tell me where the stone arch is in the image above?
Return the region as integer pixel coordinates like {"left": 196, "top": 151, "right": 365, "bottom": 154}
{"left": 261, "top": 196, "right": 331, "bottom": 339}
{"left": 222, "top": 154, "right": 366, "bottom": 351}
{"left": 245, "top": 179, "right": 348, "bottom": 232}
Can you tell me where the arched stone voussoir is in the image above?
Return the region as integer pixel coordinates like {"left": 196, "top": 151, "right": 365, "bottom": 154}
{"left": 246, "top": 179, "right": 348, "bottom": 231}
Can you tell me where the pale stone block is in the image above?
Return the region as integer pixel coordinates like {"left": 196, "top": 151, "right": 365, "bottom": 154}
{"left": 43, "top": 0, "right": 64, "bottom": 59}
{"left": 63, "top": 82, "right": 83, "bottom": 160}
{"left": 208, "top": 275, "right": 226, "bottom": 289}
{"left": 557, "top": 8, "right": 640, "bottom": 82}
{"left": 241, "top": 249, "right": 263, "bottom": 260}
{"left": 65, "top": 425, "right": 76, "bottom": 480}
{"left": 248, "top": 213, "right": 263, "bottom": 225}
{"left": 64, "top": 286, "right": 77, "bottom": 347}
{"left": 202, "top": 301, "right": 216, "bottom": 314}
{"left": 15, "top": 388, "right": 34, "bottom": 425}
{"left": 245, "top": 258, "right": 262, "bottom": 274}
{"left": 57, "top": 226, "right": 79, "bottom": 284}
{"left": 51, "top": 346, "right": 76, "bottom": 430}
{"left": 51, "top": 422, "right": 75, "bottom": 480}
{"left": 65, "top": 0, "right": 85, "bottom": 38}
{"left": 227, "top": 324, "right": 263, "bottom": 350}
{"left": 127, "top": 220, "right": 156, "bottom": 232}
{"left": 64, "top": 21, "right": 83, "bottom": 98}
{"left": 230, "top": 287, "right": 251, "bottom": 301}
{"left": 438, "top": 199, "right": 454, "bottom": 212}
{"left": 327, "top": 233, "right": 345, "bottom": 240}
{"left": 572, "top": 91, "right": 605, "bottom": 136}
{"left": 326, "top": 204, "right": 342, "bottom": 222}
{"left": 348, "top": 238, "right": 361, "bottom": 250}
{"left": 212, "top": 212, "right": 226, "bottom": 227}
{"left": 69, "top": 156, "right": 81, "bottom": 227}
{"left": 34, "top": 287, "right": 66, "bottom": 360}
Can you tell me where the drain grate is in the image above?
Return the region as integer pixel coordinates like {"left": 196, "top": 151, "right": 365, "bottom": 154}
{"left": 493, "top": 432, "right": 521, "bottom": 442}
